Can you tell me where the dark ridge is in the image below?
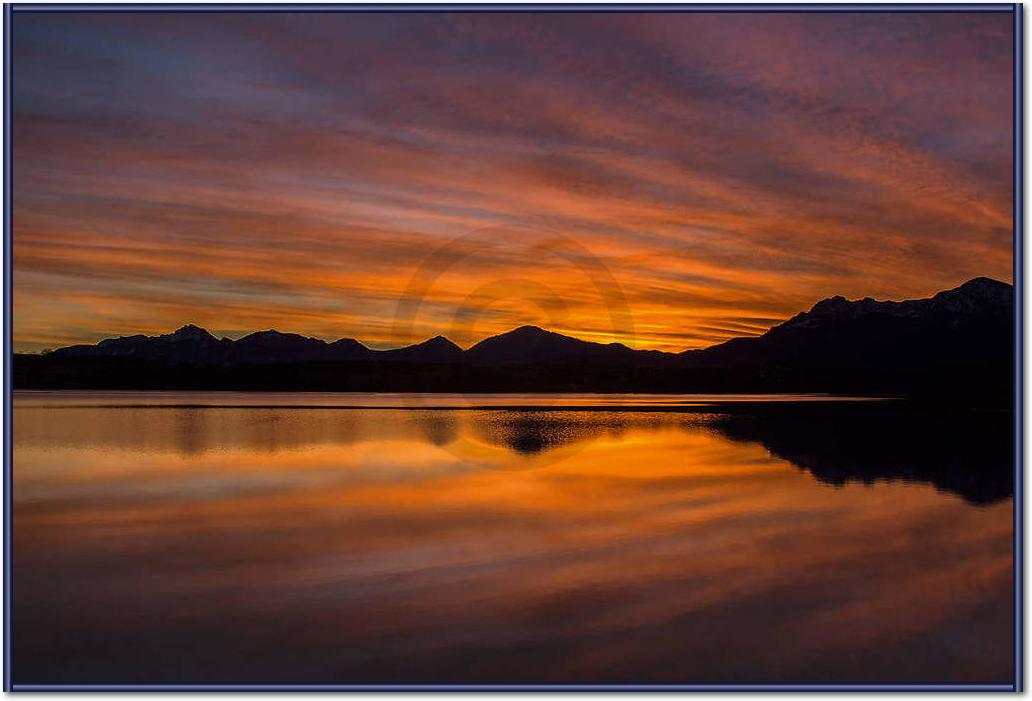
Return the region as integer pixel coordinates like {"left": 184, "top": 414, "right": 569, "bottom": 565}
{"left": 466, "top": 325, "right": 638, "bottom": 365}
{"left": 682, "top": 277, "right": 1013, "bottom": 395}
{"left": 23, "top": 278, "right": 1013, "bottom": 398}
{"left": 376, "top": 336, "right": 464, "bottom": 363}
{"left": 327, "top": 337, "right": 371, "bottom": 360}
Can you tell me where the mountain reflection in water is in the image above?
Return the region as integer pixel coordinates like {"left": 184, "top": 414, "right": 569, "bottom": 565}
{"left": 13, "top": 394, "right": 1014, "bottom": 685}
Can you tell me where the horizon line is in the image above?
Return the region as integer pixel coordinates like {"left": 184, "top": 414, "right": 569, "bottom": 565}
{"left": 16, "top": 275, "right": 1013, "bottom": 357}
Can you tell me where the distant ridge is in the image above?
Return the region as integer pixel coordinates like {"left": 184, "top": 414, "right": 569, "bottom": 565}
{"left": 686, "top": 276, "right": 1012, "bottom": 364}
{"left": 466, "top": 325, "right": 638, "bottom": 365}
{"left": 17, "top": 278, "right": 1014, "bottom": 397}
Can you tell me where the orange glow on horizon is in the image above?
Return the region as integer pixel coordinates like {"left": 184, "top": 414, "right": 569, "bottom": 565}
{"left": 12, "top": 12, "right": 1014, "bottom": 353}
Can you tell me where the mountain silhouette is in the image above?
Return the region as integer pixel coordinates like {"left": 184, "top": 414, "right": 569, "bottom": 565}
{"left": 53, "top": 324, "right": 231, "bottom": 364}
{"left": 19, "top": 277, "right": 1013, "bottom": 397}
{"left": 680, "top": 276, "right": 1012, "bottom": 394}
{"left": 52, "top": 327, "right": 466, "bottom": 365}
{"left": 227, "top": 330, "right": 331, "bottom": 364}
{"left": 378, "top": 336, "right": 464, "bottom": 363}
{"left": 326, "top": 337, "right": 371, "bottom": 361}
{"left": 688, "top": 276, "right": 1011, "bottom": 365}
{"left": 466, "top": 325, "right": 639, "bottom": 365}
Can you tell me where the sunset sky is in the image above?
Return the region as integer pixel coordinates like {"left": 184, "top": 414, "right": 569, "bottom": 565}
{"left": 13, "top": 10, "right": 1015, "bottom": 353}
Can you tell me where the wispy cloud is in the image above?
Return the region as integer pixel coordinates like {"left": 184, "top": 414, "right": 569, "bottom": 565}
{"left": 13, "top": 11, "right": 1014, "bottom": 352}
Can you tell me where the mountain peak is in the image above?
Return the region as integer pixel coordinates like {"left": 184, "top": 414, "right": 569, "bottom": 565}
{"left": 237, "top": 329, "right": 330, "bottom": 344}
{"left": 467, "top": 324, "right": 637, "bottom": 365}
{"left": 423, "top": 335, "right": 462, "bottom": 350}
{"left": 799, "top": 278, "right": 1013, "bottom": 323}
{"left": 377, "top": 334, "right": 463, "bottom": 362}
{"left": 329, "top": 337, "right": 367, "bottom": 348}
{"left": 227, "top": 329, "right": 329, "bottom": 364}
{"left": 808, "top": 295, "right": 850, "bottom": 315}
{"left": 960, "top": 276, "right": 1008, "bottom": 289}
{"left": 392, "top": 335, "right": 463, "bottom": 352}
{"left": 168, "top": 324, "right": 216, "bottom": 342}
{"left": 952, "top": 276, "right": 1012, "bottom": 299}
{"left": 510, "top": 325, "right": 550, "bottom": 335}
{"left": 929, "top": 277, "right": 1013, "bottom": 316}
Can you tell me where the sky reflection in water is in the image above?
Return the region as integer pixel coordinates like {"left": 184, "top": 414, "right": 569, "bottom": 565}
{"left": 13, "top": 394, "right": 1014, "bottom": 684}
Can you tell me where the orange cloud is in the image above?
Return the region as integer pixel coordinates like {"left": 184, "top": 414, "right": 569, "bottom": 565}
{"left": 12, "top": 11, "right": 1014, "bottom": 352}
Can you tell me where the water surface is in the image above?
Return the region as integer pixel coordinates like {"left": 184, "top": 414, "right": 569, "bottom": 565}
{"left": 13, "top": 392, "right": 1014, "bottom": 684}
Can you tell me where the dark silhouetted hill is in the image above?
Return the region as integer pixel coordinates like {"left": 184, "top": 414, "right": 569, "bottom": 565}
{"left": 54, "top": 324, "right": 230, "bottom": 364}
{"left": 680, "top": 276, "right": 1013, "bottom": 395}
{"left": 227, "top": 330, "right": 331, "bottom": 364}
{"left": 18, "top": 278, "right": 1013, "bottom": 398}
{"left": 466, "top": 325, "right": 642, "bottom": 365}
{"left": 379, "top": 336, "right": 464, "bottom": 363}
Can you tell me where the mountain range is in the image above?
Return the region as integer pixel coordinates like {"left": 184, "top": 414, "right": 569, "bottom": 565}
{"left": 15, "top": 277, "right": 1014, "bottom": 396}
{"left": 47, "top": 320, "right": 649, "bottom": 366}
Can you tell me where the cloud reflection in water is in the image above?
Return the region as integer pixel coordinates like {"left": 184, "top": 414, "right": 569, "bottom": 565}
{"left": 13, "top": 398, "right": 1013, "bottom": 684}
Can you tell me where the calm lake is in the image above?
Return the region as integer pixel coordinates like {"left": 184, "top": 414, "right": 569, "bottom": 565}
{"left": 12, "top": 391, "right": 1015, "bottom": 685}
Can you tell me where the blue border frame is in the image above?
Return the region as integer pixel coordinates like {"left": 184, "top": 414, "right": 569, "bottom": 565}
{"left": 4, "top": 2, "right": 1021, "bottom": 9}
{"left": 1, "top": 2, "right": 1023, "bottom": 692}
{"left": 4, "top": 1, "right": 12, "bottom": 695}
{"left": 1015, "top": 4, "right": 1025, "bottom": 695}
{"left": 5, "top": 683, "right": 1022, "bottom": 692}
